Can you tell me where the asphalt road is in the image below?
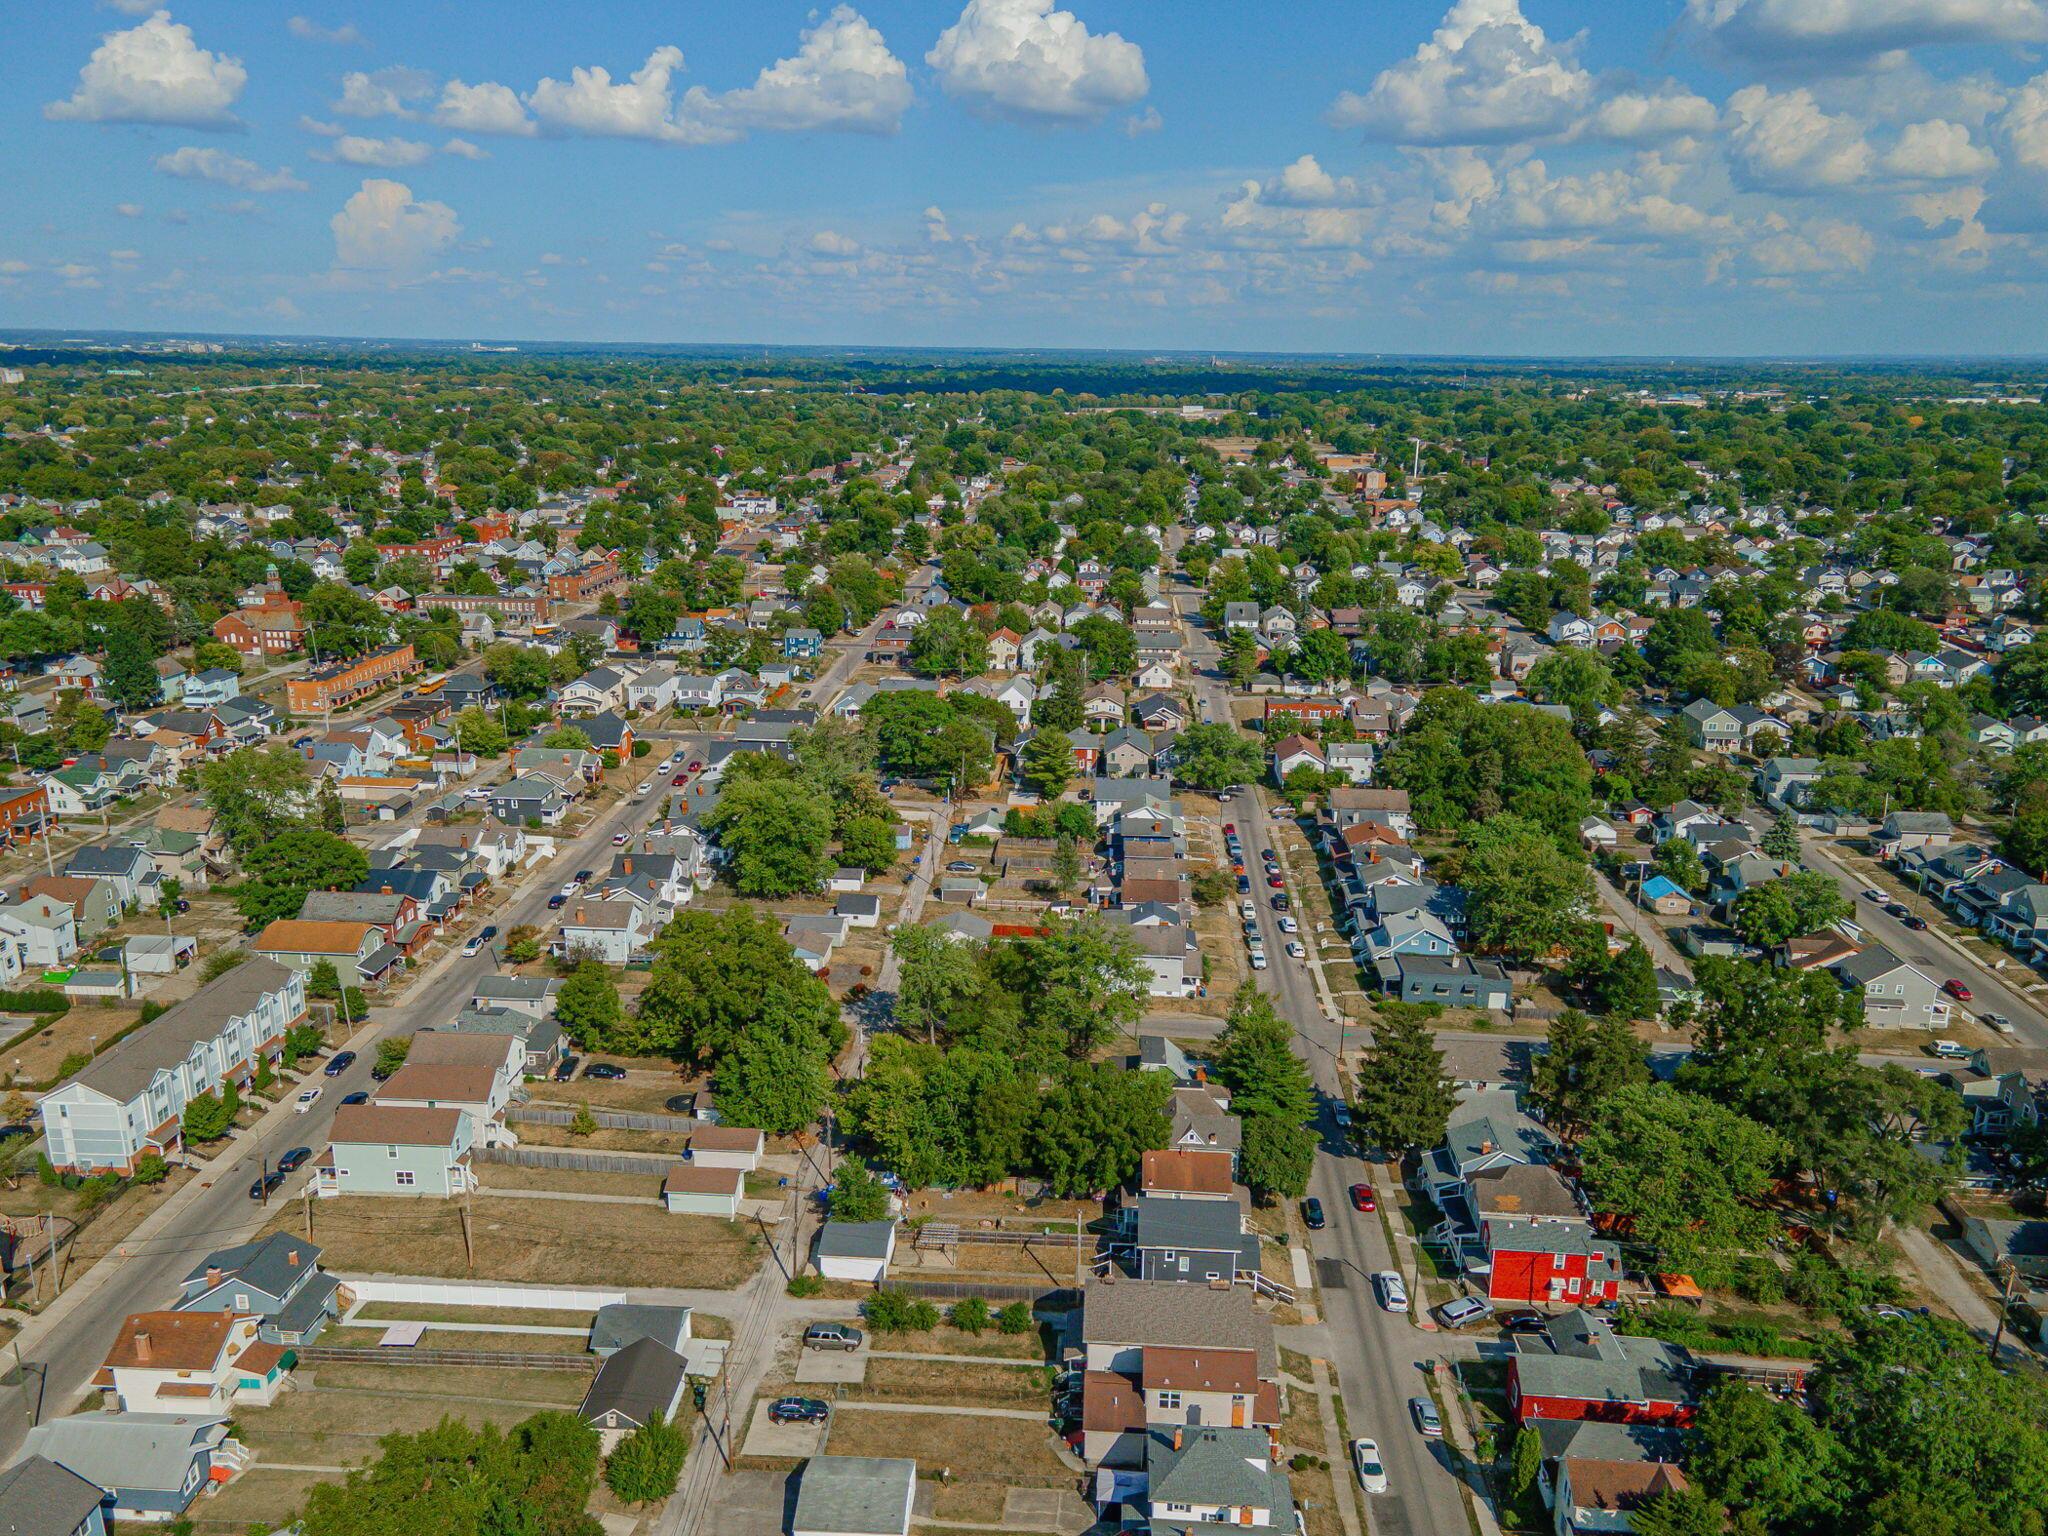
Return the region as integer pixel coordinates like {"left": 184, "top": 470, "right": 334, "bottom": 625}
{"left": 1179, "top": 592, "right": 1473, "bottom": 1536}
{"left": 0, "top": 742, "right": 702, "bottom": 1459}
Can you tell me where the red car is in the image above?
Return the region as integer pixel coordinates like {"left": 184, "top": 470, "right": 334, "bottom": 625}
{"left": 1943, "top": 979, "right": 1973, "bottom": 1001}
{"left": 1223, "top": 823, "right": 1236, "bottom": 836}
{"left": 1266, "top": 874, "right": 1285, "bottom": 889}
{"left": 672, "top": 773, "right": 688, "bottom": 785}
{"left": 1349, "top": 1183, "right": 1376, "bottom": 1213}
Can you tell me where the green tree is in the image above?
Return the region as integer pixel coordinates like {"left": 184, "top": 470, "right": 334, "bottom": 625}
{"left": 103, "top": 618, "right": 161, "bottom": 709}
{"left": 839, "top": 814, "right": 897, "bottom": 874}
{"left": 1594, "top": 937, "right": 1663, "bottom": 1021}
{"left": 1761, "top": 811, "right": 1803, "bottom": 861}
{"left": 1031, "top": 1062, "right": 1171, "bottom": 1197}
{"left": 604, "top": 1412, "right": 688, "bottom": 1504}
{"left": 1728, "top": 872, "right": 1851, "bottom": 947}
{"left": 1685, "top": 1380, "right": 1847, "bottom": 1533}
{"left": 1526, "top": 649, "right": 1620, "bottom": 723}
{"left": 632, "top": 907, "right": 840, "bottom": 1064}
{"left": 829, "top": 1161, "right": 892, "bottom": 1222}
{"left": 197, "top": 743, "right": 315, "bottom": 855}
{"left": 235, "top": 828, "right": 369, "bottom": 931}
{"left": 307, "top": 958, "right": 341, "bottom": 999}
{"left": 1628, "top": 1488, "right": 1729, "bottom": 1536}
{"left": 300, "top": 1411, "right": 603, "bottom": 1536}
{"left": 1173, "top": 722, "right": 1266, "bottom": 792}
{"left": 707, "top": 776, "right": 834, "bottom": 897}
{"left": 1352, "top": 1010, "right": 1456, "bottom": 1152}
{"left": 1510, "top": 1425, "right": 1543, "bottom": 1498}
{"left": 891, "top": 924, "right": 987, "bottom": 1044}
{"left": 1579, "top": 1083, "right": 1785, "bottom": 1278}
{"left": 1021, "top": 729, "right": 1076, "bottom": 796}
{"left": 992, "top": 920, "right": 1148, "bottom": 1060}
{"left": 181, "top": 1089, "right": 234, "bottom": 1143}
{"left": 452, "top": 706, "right": 509, "bottom": 756}
{"left": 713, "top": 1012, "right": 830, "bottom": 1135}
{"left": 1452, "top": 813, "right": 1598, "bottom": 964}
{"left": 1529, "top": 1008, "right": 1651, "bottom": 1135}
{"left": 556, "top": 962, "right": 623, "bottom": 1041}
{"left": 374, "top": 1038, "right": 410, "bottom": 1077}
{"left": 907, "top": 609, "right": 988, "bottom": 678}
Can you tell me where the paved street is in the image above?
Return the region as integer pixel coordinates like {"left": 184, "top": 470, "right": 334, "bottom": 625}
{"left": 1179, "top": 589, "right": 1474, "bottom": 1536}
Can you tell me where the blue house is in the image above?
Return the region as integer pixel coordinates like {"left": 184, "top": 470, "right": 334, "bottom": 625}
{"left": 1638, "top": 874, "right": 1694, "bottom": 915}
{"left": 183, "top": 668, "right": 242, "bottom": 709}
{"left": 782, "top": 626, "right": 824, "bottom": 660}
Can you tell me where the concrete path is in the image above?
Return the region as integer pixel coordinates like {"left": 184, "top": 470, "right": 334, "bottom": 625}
{"left": 1307, "top": 1357, "right": 1363, "bottom": 1536}
{"left": 337, "top": 1318, "right": 590, "bottom": 1338}
{"left": 1893, "top": 1221, "right": 2030, "bottom": 1361}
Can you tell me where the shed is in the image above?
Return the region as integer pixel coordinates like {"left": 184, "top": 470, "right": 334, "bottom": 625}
{"left": 814, "top": 1220, "right": 896, "bottom": 1284}
{"left": 792, "top": 1455, "right": 918, "bottom": 1536}
{"left": 688, "top": 1124, "right": 764, "bottom": 1171}
{"left": 663, "top": 1163, "right": 744, "bottom": 1217}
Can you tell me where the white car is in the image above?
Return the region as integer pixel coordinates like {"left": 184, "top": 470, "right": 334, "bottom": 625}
{"left": 635, "top": 778, "right": 656, "bottom": 796}
{"left": 1351, "top": 1438, "right": 1388, "bottom": 1495}
{"left": 294, "top": 1087, "right": 322, "bottom": 1114}
{"left": 462, "top": 934, "right": 487, "bottom": 957}
{"left": 1250, "top": 951, "right": 1270, "bottom": 970}
{"left": 1376, "top": 1271, "right": 1409, "bottom": 1313}
{"left": 559, "top": 880, "right": 580, "bottom": 897}
{"left": 1278, "top": 916, "right": 1299, "bottom": 934}
{"left": 1286, "top": 942, "right": 1306, "bottom": 960}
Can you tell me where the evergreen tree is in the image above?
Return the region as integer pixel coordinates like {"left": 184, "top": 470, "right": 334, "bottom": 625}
{"left": 1352, "top": 1010, "right": 1456, "bottom": 1153}
{"left": 1531, "top": 1008, "right": 1651, "bottom": 1135}
{"left": 604, "top": 1412, "right": 690, "bottom": 1504}
{"left": 1213, "top": 986, "right": 1318, "bottom": 1201}
{"left": 1762, "top": 810, "right": 1803, "bottom": 861}
{"left": 1595, "top": 937, "right": 1662, "bottom": 1021}
{"left": 1022, "top": 730, "right": 1075, "bottom": 796}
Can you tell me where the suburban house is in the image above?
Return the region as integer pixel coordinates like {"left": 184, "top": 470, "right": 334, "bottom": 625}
{"left": 316, "top": 1103, "right": 476, "bottom": 1197}
{"left": 0, "top": 1455, "right": 107, "bottom": 1536}
{"left": 577, "top": 1336, "right": 690, "bottom": 1455}
{"left": 37, "top": 959, "right": 306, "bottom": 1174}
{"left": 1507, "top": 1310, "right": 1696, "bottom": 1427}
{"left": 554, "top": 899, "right": 650, "bottom": 963}
{"left": 1118, "top": 1195, "right": 1262, "bottom": 1287}
{"left": 1830, "top": 944, "right": 1950, "bottom": 1029}
{"left": 394, "top": 1030, "right": 526, "bottom": 1119}
{"left": 1168, "top": 1086, "right": 1242, "bottom": 1170}
{"left": 18, "top": 1412, "right": 238, "bottom": 1526}
{"left": 1139, "top": 1425, "right": 1294, "bottom": 1533}
{"left": 174, "top": 1232, "right": 342, "bottom": 1346}
{"left": 0, "top": 893, "right": 79, "bottom": 970}
{"left": 252, "top": 919, "right": 384, "bottom": 980}
{"left": 1553, "top": 1459, "right": 1691, "bottom": 1536}
{"left": 1376, "top": 953, "right": 1513, "bottom": 1012}
{"left": 91, "top": 1310, "right": 292, "bottom": 1413}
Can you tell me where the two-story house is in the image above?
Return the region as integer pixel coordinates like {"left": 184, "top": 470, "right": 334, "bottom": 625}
{"left": 91, "top": 1310, "right": 292, "bottom": 1414}
{"left": 175, "top": 1232, "right": 342, "bottom": 1345}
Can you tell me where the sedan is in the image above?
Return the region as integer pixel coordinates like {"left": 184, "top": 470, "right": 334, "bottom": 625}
{"left": 323, "top": 1050, "right": 357, "bottom": 1077}
{"left": 1885, "top": 901, "right": 1911, "bottom": 919}
{"left": 462, "top": 934, "right": 489, "bottom": 957}
{"left": 1902, "top": 914, "right": 1929, "bottom": 930}
{"left": 1223, "top": 823, "right": 1237, "bottom": 836}
{"left": 1270, "top": 894, "right": 1291, "bottom": 911}
{"left": 555, "top": 1054, "right": 581, "bottom": 1082}
{"left": 1376, "top": 1271, "right": 1409, "bottom": 1313}
{"left": 248, "top": 1170, "right": 287, "bottom": 1201}
{"left": 1351, "top": 1438, "right": 1388, "bottom": 1495}
{"left": 1499, "top": 1310, "right": 1548, "bottom": 1333}
{"left": 945, "top": 860, "right": 979, "bottom": 874}
{"left": 612, "top": 832, "right": 631, "bottom": 846}
{"left": 547, "top": 894, "right": 568, "bottom": 910}
{"left": 1349, "top": 1183, "right": 1377, "bottom": 1213}
{"left": 1265, "top": 874, "right": 1285, "bottom": 889}
{"left": 1286, "top": 942, "right": 1306, "bottom": 960}
{"left": 294, "top": 1087, "right": 323, "bottom": 1113}
{"left": 1236, "top": 876, "right": 1252, "bottom": 895}
{"left": 339, "top": 1091, "right": 369, "bottom": 1106}
{"left": 1300, "top": 1197, "right": 1326, "bottom": 1230}
{"left": 1943, "top": 978, "right": 1973, "bottom": 1002}
{"left": 276, "top": 1146, "right": 313, "bottom": 1173}
{"left": 687, "top": 760, "right": 703, "bottom": 773}
{"left": 1862, "top": 888, "right": 1887, "bottom": 902}
{"left": 559, "top": 881, "right": 581, "bottom": 898}
{"left": 1277, "top": 916, "right": 1299, "bottom": 934}
{"left": 673, "top": 773, "right": 689, "bottom": 786}
{"left": 767, "top": 1397, "right": 831, "bottom": 1425}
{"left": 584, "top": 1062, "right": 627, "bottom": 1081}
{"left": 1411, "top": 1397, "right": 1443, "bottom": 1438}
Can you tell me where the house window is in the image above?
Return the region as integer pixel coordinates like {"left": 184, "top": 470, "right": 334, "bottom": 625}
{"left": 1159, "top": 1391, "right": 1182, "bottom": 1411}
{"left": 395, "top": 1170, "right": 415, "bottom": 1187}
{"left": 234, "top": 1293, "right": 249, "bottom": 1310}
{"left": 1552, "top": 1253, "right": 1565, "bottom": 1270}
{"left": 1161, "top": 1250, "right": 1176, "bottom": 1263}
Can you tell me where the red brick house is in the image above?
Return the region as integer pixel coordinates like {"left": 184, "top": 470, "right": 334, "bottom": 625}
{"left": 214, "top": 600, "right": 306, "bottom": 658}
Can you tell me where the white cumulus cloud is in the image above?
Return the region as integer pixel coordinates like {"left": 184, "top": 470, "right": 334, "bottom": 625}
{"left": 529, "top": 45, "right": 701, "bottom": 141}
{"left": 1587, "top": 87, "right": 1719, "bottom": 142}
{"left": 1329, "top": 0, "right": 1590, "bottom": 145}
{"left": 1883, "top": 119, "right": 1997, "bottom": 179}
{"left": 691, "top": 6, "right": 910, "bottom": 134}
{"left": 927, "top": 0, "right": 1148, "bottom": 124}
{"left": 1686, "top": 0, "right": 2048, "bottom": 65}
{"left": 46, "top": 9, "right": 247, "bottom": 128}
{"left": 435, "top": 79, "right": 535, "bottom": 136}
{"left": 153, "top": 145, "right": 306, "bottom": 193}
{"left": 809, "top": 230, "right": 862, "bottom": 257}
{"left": 441, "top": 137, "right": 489, "bottom": 160}
{"left": 287, "top": 16, "right": 366, "bottom": 47}
{"left": 1725, "top": 84, "right": 1873, "bottom": 190}
{"left": 314, "top": 134, "right": 433, "bottom": 168}
{"left": 329, "top": 177, "right": 459, "bottom": 269}
{"left": 335, "top": 65, "right": 433, "bottom": 118}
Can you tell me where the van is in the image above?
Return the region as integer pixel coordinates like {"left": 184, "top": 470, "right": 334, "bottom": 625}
{"left": 1436, "top": 1296, "right": 1495, "bottom": 1329}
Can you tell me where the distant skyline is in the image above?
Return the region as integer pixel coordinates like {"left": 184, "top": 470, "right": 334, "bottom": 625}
{"left": 8, "top": 2, "right": 2048, "bottom": 356}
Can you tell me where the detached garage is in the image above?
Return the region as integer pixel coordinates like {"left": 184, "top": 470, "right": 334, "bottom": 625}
{"left": 663, "top": 1164, "right": 743, "bottom": 1217}
{"left": 688, "top": 1124, "right": 765, "bottom": 1172}
{"left": 814, "top": 1220, "right": 896, "bottom": 1284}
{"left": 792, "top": 1455, "right": 917, "bottom": 1536}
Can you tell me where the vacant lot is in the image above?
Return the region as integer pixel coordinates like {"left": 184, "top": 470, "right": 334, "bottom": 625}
{"left": 261, "top": 1196, "right": 761, "bottom": 1288}
{"left": 826, "top": 1409, "right": 1068, "bottom": 1488}
{"left": 188, "top": 1467, "right": 340, "bottom": 1535}
{"left": 330, "top": 1326, "right": 590, "bottom": 1354}
{"left": 867, "top": 1325, "right": 1047, "bottom": 1361}
{"left": 6, "top": 1001, "right": 150, "bottom": 1087}
{"left": 352, "top": 1302, "right": 595, "bottom": 1328}
{"left": 848, "top": 1356, "right": 1048, "bottom": 1409}
{"left": 476, "top": 1162, "right": 665, "bottom": 1199}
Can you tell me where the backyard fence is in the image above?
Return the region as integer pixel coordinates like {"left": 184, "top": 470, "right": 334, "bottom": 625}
{"left": 300, "top": 1345, "right": 593, "bottom": 1373}
{"left": 476, "top": 1144, "right": 676, "bottom": 1174}
{"left": 509, "top": 1105, "right": 700, "bottom": 1134}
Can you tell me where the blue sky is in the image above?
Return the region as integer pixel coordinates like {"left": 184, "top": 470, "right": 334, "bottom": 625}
{"left": 7, "top": 1, "right": 2048, "bottom": 355}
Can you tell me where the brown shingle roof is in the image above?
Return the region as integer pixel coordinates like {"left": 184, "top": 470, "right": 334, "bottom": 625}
{"left": 101, "top": 1310, "right": 238, "bottom": 1372}
{"left": 254, "top": 918, "right": 376, "bottom": 955}
{"left": 1562, "top": 1458, "right": 1688, "bottom": 1514}
{"left": 405, "top": 1031, "right": 518, "bottom": 1069}
{"left": 663, "top": 1165, "right": 744, "bottom": 1196}
{"left": 1081, "top": 1278, "right": 1276, "bottom": 1375}
{"left": 1141, "top": 1149, "right": 1235, "bottom": 1196}
{"left": 1082, "top": 1370, "right": 1145, "bottom": 1434}
{"left": 1142, "top": 1345, "right": 1259, "bottom": 1394}
{"left": 689, "top": 1124, "right": 764, "bottom": 1152}
{"left": 377, "top": 1063, "right": 497, "bottom": 1104}
{"left": 328, "top": 1103, "right": 465, "bottom": 1146}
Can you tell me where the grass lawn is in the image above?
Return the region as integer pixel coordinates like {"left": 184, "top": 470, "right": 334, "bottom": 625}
{"left": 5, "top": 1002, "right": 150, "bottom": 1086}
{"left": 826, "top": 1411, "right": 1067, "bottom": 1487}
{"left": 306, "top": 1360, "right": 588, "bottom": 1403}
{"left": 476, "top": 1163, "right": 665, "bottom": 1199}
{"left": 526, "top": 1073, "right": 696, "bottom": 1116}
{"left": 870, "top": 1326, "right": 1046, "bottom": 1360}
{"left": 848, "top": 1356, "right": 1049, "bottom": 1409}
{"left": 329, "top": 1326, "right": 591, "bottom": 1354}
{"left": 514, "top": 1121, "right": 687, "bottom": 1157}
{"left": 233, "top": 1367, "right": 585, "bottom": 1468}
{"left": 353, "top": 1303, "right": 597, "bottom": 1327}
{"left": 187, "top": 1467, "right": 342, "bottom": 1534}
{"left": 261, "top": 1196, "right": 761, "bottom": 1288}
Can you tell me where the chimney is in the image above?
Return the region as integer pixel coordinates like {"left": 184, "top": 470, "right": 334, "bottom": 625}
{"left": 1480, "top": 1139, "right": 1495, "bottom": 1154}
{"left": 1173, "top": 1426, "right": 1183, "bottom": 1452}
{"left": 133, "top": 1329, "right": 152, "bottom": 1362}
{"left": 622, "top": 857, "right": 633, "bottom": 876}
{"left": 287, "top": 1248, "right": 301, "bottom": 1267}
{"left": 380, "top": 885, "right": 394, "bottom": 896}
{"left": 205, "top": 1267, "right": 223, "bottom": 1287}
{"left": 576, "top": 905, "right": 587, "bottom": 923}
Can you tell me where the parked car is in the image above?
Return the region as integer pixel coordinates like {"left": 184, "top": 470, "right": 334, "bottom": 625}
{"left": 1902, "top": 914, "right": 1928, "bottom": 930}
{"left": 803, "top": 1324, "right": 864, "bottom": 1352}
{"left": 1278, "top": 916, "right": 1299, "bottom": 934}
{"left": 1223, "top": 823, "right": 1236, "bottom": 836}
{"left": 462, "top": 933, "right": 489, "bottom": 957}
{"left": 1437, "top": 1296, "right": 1496, "bottom": 1329}
{"left": 1286, "top": 941, "right": 1306, "bottom": 960}
{"left": 945, "top": 860, "right": 978, "bottom": 874}
{"left": 767, "top": 1397, "right": 831, "bottom": 1424}
{"left": 276, "top": 1146, "right": 312, "bottom": 1173}
{"left": 555, "top": 1054, "right": 581, "bottom": 1081}
{"left": 1376, "top": 1271, "right": 1409, "bottom": 1313}
{"left": 1985, "top": 1012, "right": 2016, "bottom": 1034}
{"left": 1250, "top": 950, "right": 1269, "bottom": 970}
{"left": 248, "top": 1170, "right": 287, "bottom": 1200}
{"left": 1301, "top": 1197, "right": 1325, "bottom": 1230}
{"left": 1270, "top": 893, "right": 1290, "bottom": 911}
{"left": 673, "top": 773, "right": 689, "bottom": 785}
{"left": 1499, "top": 1310, "right": 1547, "bottom": 1332}
{"left": 1266, "top": 874, "right": 1285, "bottom": 889}
{"left": 1929, "top": 1039, "right": 1971, "bottom": 1059}
{"left": 1861, "top": 888, "right": 1887, "bottom": 902}
{"left": 294, "top": 1087, "right": 322, "bottom": 1114}
{"left": 1943, "top": 978, "right": 1973, "bottom": 1001}
{"left": 1885, "top": 901, "right": 1910, "bottom": 918}
{"left": 1351, "top": 1438, "right": 1388, "bottom": 1495}
{"left": 612, "top": 831, "right": 630, "bottom": 846}
{"left": 1236, "top": 876, "right": 1251, "bottom": 894}
{"left": 548, "top": 894, "right": 568, "bottom": 910}
{"left": 560, "top": 880, "right": 581, "bottom": 897}
{"left": 687, "top": 760, "right": 702, "bottom": 773}
{"left": 1410, "top": 1397, "right": 1442, "bottom": 1437}
{"left": 323, "top": 1050, "right": 356, "bottom": 1077}
{"left": 1349, "top": 1183, "right": 1376, "bottom": 1213}
{"left": 339, "top": 1091, "right": 369, "bottom": 1106}
{"left": 584, "top": 1062, "right": 627, "bottom": 1080}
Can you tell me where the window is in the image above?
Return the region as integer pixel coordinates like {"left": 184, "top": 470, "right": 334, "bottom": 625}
{"left": 1161, "top": 1250, "right": 1176, "bottom": 1263}
{"left": 1159, "top": 1391, "right": 1182, "bottom": 1411}
{"left": 1552, "top": 1252, "right": 1565, "bottom": 1271}
{"left": 234, "top": 1293, "right": 248, "bottom": 1310}
{"left": 387, "top": 1145, "right": 399, "bottom": 1157}
{"left": 395, "top": 1170, "right": 415, "bottom": 1187}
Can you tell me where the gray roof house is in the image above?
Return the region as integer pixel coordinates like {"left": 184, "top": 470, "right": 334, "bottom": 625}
{"left": 578, "top": 1336, "right": 688, "bottom": 1453}
{"left": 175, "top": 1231, "right": 341, "bottom": 1345}
{"left": 589, "top": 1303, "right": 693, "bottom": 1360}
{"left": 1143, "top": 1425, "right": 1293, "bottom": 1535}
{"left": 469, "top": 973, "right": 562, "bottom": 1019}
{"left": 0, "top": 1454, "right": 107, "bottom": 1536}
{"left": 1830, "top": 944, "right": 1950, "bottom": 1029}
{"left": 792, "top": 1456, "right": 918, "bottom": 1536}
{"left": 17, "top": 1412, "right": 232, "bottom": 1525}
{"left": 1375, "top": 952, "right": 1512, "bottom": 1011}
{"left": 1509, "top": 1309, "right": 1695, "bottom": 1421}
{"left": 1122, "top": 1194, "right": 1262, "bottom": 1285}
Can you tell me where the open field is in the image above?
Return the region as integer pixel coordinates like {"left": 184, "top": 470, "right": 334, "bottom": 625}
{"left": 476, "top": 1162, "right": 666, "bottom": 1199}
{"left": 261, "top": 1195, "right": 761, "bottom": 1288}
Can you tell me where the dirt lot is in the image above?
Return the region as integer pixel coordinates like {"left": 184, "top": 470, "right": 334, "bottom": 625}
{"left": 515, "top": 1121, "right": 688, "bottom": 1156}
{"left": 826, "top": 1409, "right": 1069, "bottom": 1488}
{"left": 3, "top": 1000, "right": 155, "bottom": 1088}
{"left": 353, "top": 1302, "right": 595, "bottom": 1327}
{"left": 261, "top": 1195, "right": 762, "bottom": 1288}
{"left": 328, "top": 1325, "right": 590, "bottom": 1354}
{"left": 188, "top": 1467, "right": 340, "bottom": 1535}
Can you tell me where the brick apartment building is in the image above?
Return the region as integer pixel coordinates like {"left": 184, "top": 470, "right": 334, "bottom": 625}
{"left": 286, "top": 644, "right": 421, "bottom": 715}
{"left": 0, "top": 784, "right": 51, "bottom": 844}
{"left": 416, "top": 591, "right": 553, "bottom": 626}
{"left": 214, "top": 599, "right": 306, "bottom": 658}
{"left": 547, "top": 560, "right": 627, "bottom": 603}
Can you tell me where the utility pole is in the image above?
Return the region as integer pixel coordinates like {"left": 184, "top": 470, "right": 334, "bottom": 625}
{"left": 460, "top": 1188, "right": 474, "bottom": 1273}
{"left": 302, "top": 1188, "right": 314, "bottom": 1241}
{"left": 1989, "top": 1261, "right": 2019, "bottom": 1360}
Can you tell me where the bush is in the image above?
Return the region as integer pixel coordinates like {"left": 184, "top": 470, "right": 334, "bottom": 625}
{"left": 132, "top": 1151, "right": 170, "bottom": 1185}
{"left": 200, "top": 950, "right": 249, "bottom": 982}
{"left": 36, "top": 1153, "right": 59, "bottom": 1188}
{"left": 1732, "top": 1254, "right": 1786, "bottom": 1307}
{"left": 604, "top": 1411, "right": 688, "bottom": 1503}
{"left": 55, "top": 1051, "right": 92, "bottom": 1080}
{"left": 632, "top": 739, "right": 652, "bottom": 758}
{"left": 947, "top": 1297, "right": 991, "bottom": 1334}
{"left": 75, "top": 1172, "right": 121, "bottom": 1212}
{"left": 0, "top": 988, "right": 70, "bottom": 1014}
{"left": 786, "top": 1274, "right": 824, "bottom": 1298}
{"left": 862, "top": 1289, "right": 940, "bottom": 1334}
{"left": 995, "top": 1301, "right": 1035, "bottom": 1335}
{"left": 569, "top": 1102, "right": 598, "bottom": 1137}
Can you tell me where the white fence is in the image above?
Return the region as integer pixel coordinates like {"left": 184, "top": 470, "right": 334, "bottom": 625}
{"left": 339, "top": 1276, "right": 629, "bottom": 1311}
